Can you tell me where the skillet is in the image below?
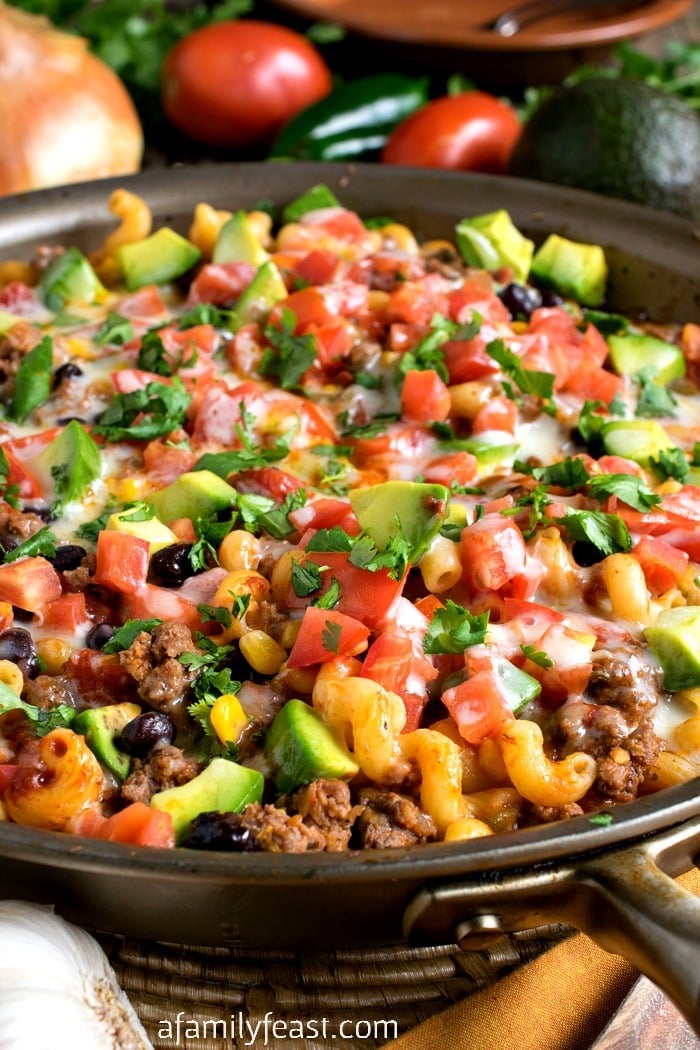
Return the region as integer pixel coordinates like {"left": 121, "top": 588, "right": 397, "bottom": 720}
{"left": 0, "top": 162, "right": 698, "bottom": 1030}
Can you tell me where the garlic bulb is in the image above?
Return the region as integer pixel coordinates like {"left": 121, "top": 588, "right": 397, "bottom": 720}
{"left": 0, "top": 3, "right": 143, "bottom": 196}
{"left": 0, "top": 901, "right": 153, "bottom": 1049}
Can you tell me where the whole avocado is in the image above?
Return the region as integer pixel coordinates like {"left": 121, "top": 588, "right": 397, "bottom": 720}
{"left": 509, "top": 77, "right": 700, "bottom": 221}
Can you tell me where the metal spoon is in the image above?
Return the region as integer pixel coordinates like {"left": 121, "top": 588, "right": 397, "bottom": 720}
{"left": 485, "top": 0, "right": 641, "bottom": 37}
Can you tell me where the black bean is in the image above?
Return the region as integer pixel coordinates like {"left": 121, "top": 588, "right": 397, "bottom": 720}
{"left": 572, "top": 540, "right": 606, "bottom": 567}
{"left": 50, "top": 543, "right": 87, "bottom": 572}
{"left": 52, "top": 362, "right": 83, "bottom": 388}
{"left": 85, "top": 623, "right": 114, "bottom": 650}
{"left": 0, "top": 627, "right": 40, "bottom": 678}
{"left": 498, "top": 283, "right": 542, "bottom": 320}
{"left": 149, "top": 543, "right": 197, "bottom": 587}
{"left": 540, "top": 289, "right": 564, "bottom": 308}
{"left": 182, "top": 811, "right": 258, "bottom": 852}
{"left": 120, "top": 711, "right": 176, "bottom": 756}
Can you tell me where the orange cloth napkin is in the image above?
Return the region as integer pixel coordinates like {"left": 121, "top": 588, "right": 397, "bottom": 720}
{"left": 390, "top": 868, "right": 700, "bottom": 1050}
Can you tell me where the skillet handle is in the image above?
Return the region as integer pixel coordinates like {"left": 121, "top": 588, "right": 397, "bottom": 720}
{"left": 572, "top": 842, "right": 700, "bottom": 1032}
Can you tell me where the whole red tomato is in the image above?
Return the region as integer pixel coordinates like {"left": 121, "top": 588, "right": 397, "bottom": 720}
{"left": 162, "top": 20, "right": 333, "bottom": 149}
{"left": 381, "top": 92, "right": 522, "bottom": 173}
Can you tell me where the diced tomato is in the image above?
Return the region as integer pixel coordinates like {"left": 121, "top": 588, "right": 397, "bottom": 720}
{"left": 289, "top": 550, "right": 406, "bottom": 630}
{"left": 461, "top": 515, "right": 526, "bottom": 594}
{"left": 386, "top": 274, "right": 451, "bottom": 326}
{"left": 443, "top": 336, "right": 501, "bottom": 383}
{"left": 563, "top": 358, "right": 624, "bottom": 403}
{"left": 235, "top": 466, "right": 304, "bottom": 501}
{"left": 77, "top": 802, "right": 176, "bottom": 848}
{"left": 522, "top": 623, "right": 594, "bottom": 706}
{"left": 414, "top": 594, "right": 444, "bottom": 619}
{"left": 632, "top": 535, "right": 690, "bottom": 596}
{"left": 66, "top": 649, "right": 138, "bottom": 706}
{"left": 115, "top": 285, "right": 168, "bottom": 321}
{"left": 580, "top": 323, "right": 611, "bottom": 367}
{"left": 0, "top": 557, "right": 62, "bottom": 611}
{"left": 94, "top": 531, "right": 149, "bottom": 596}
{"left": 2, "top": 428, "right": 62, "bottom": 500}
{"left": 311, "top": 321, "right": 353, "bottom": 369}
{"left": 423, "top": 451, "right": 478, "bottom": 487}
{"left": 0, "top": 764, "right": 18, "bottom": 794}
{"left": 293, "top": 248, "right": 341, "bottom": 286}
{"left": 99, "top": 802, "right": 176, "bottom": 848}
{"left": 401, "top": 368, "right": 451, "bottom": 423}
{"left": 111, "top": 367, "right": 165, "bottom": 394}
{"left": 161, "top": 322, "right": 220, "bottom": 357}
{"left": 143, "top": 440, "right": 197, "bottom": 486}
{"left": 442, "top": 670, "right": 512, "bottom": 745}
{"left": 186, "top": 261, "right": 256, "bottom": 306}
{"left": 500, "top": 597, "right": 564, "bottom": 641}
{"left": 191, "top": 382, "right": 337, "bottom": 449}
{"left": 447, "top": 273, "right": 510, "bottom": 324}
{"left": 123, "top": 583, "right": 203, "bottom": 631}
{"left": 360, "top": 631, "right": 437, "bottom": 731}
{"left": 289, "top": 498, "right": 360, "bottom": 536}
{"left": 0, "top": 281, "right": 39, "bottom": 314}
{"left": 349, "top": 421, "right": 433, "bottom": 475}
{"left": 42, "top": 592, "right": 90, "bottom": 633}
{"left": 471, "top": 394, "right": 517, "bottom": 434}
{"left": 286, "top": 606, "right": 370, "bottom": 667}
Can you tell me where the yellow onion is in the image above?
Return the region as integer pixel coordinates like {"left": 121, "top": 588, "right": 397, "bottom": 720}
{"left": 0, "top": 2, "right": 143, "bottom": 196}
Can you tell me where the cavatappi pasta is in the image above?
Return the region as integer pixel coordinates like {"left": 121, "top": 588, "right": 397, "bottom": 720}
{"left": 0, "top": 183, "right": 697, "bottom": 853}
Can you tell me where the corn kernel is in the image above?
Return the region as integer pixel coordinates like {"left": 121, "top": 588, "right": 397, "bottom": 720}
{"left": 278, "top": 664, "right": 317, "bottom": 696}
{"left": 36, "top": 638, "right": 73, "bottom": 675}
{"left": 444, "top": 817, "right": 494, "bottom": 842}
{"left": 210, "top": 694, "right": 249, "bottom": 746}
{"left": 0, "top": 659, "right": 22, "bottom": 695}
{"left": 279, "top": 620, "right": 301, "bottom": 649}
{"left": 218, "top": 530, "right": 261, "bottom": 572}
{"left": 239, "top": 630, "right": 287, "bottom": 676}
{"left": 107, "top": 477, "right": 149, "bottom": 502}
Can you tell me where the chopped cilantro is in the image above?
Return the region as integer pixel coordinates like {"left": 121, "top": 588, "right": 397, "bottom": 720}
{"left": 178, "top": 303, "right": 235, "bottom": 330}
{"left": 588, "top": 812, "right": 614, "bottom": 827}
{"left": 521, "top": 456, "right": 591, "bottom": 490}
{"left": 348, "top": 528, "right": 411, "bottom": 580}
{"left": 423, "top": 600, "right": 489, "bottom": 654}
{"left": 340, "top": 413, "right": 401, "bottom": 439}
{"left": 306, "top": 526, "right": 354, "bottom": 553}
{"left": 395, "top": 313, "right": 464, "bottom": 384}
{"left": 587, "top": 473, "right": 662, "bottom": 510}
{"left": 321, "top": 618, "right": 342, "bottom": 654}
{"left": 194, "top": 410, "right": 294, "bottom": 478}
{"left": 314, "top": 576, "right": 341, "bottom": 609}
{"left": 486, "top": 338, "right": 555, "bottom": 404}
{"left": 3, "top": 526, "right": 58, "bottom": 564}
{"left": 636, "top": 367, "right": 677, "bottom": 418}
{"left": 521, "top": 644, "right": 554, "bottom": 669}
{"left": 94, "top": 311, "right": 134, "bottom": 347}
{"left": 197, "top": 604, "right": 232, "bottom": 628}
{"left": 0, "top": 448, "right": 20, "bottom": 510}
{"left": 260, "top": 307, "right": 317, "bottom": 389}
{"left": 102, "top": 618, "right": 163, "bottom": 653}
{"left": 0, "top": 686, "right": 75, "bottom": 736}
{"left": 649, "top": 447, "right": 690, "bottom": 483}
{"left": 291, "top": 559, "right": 324, "bottom": 597}
{"left": 354, "top": 370, "right": 381, "bottom": 389}
{"left": 92, "top": 376, "right": 191, "bottom": 441}
{"left": 556, "top": 509, "right": 631, "bottom": 556}
{"left": 8, "top": 336, "right": 53, "bottom": 423}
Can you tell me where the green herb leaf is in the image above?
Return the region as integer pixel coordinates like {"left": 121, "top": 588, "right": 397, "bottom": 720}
{"left": 102, "top": 618, "right": 163, "bottom": 653}
{"left": 95, "top": 311, "right": 134, "bottom": 347}
{"left": 649, "top": 447, "right": 690, "bottom": 482}
{"left": 556, "top": 509, "right": 632, "bottom": 556}
{"left": 423, "top": 600, "right": 489, "bottom": 654}
{"left": 587, "top": 473, "right": 662, "bottom": 510}
{"left": 521, "top": 644, "right": 554, "bottom": 668}
{"left": 3, "top": 526, "right": 58, "bottom": 564}
{"left": 314, "top": 576, "right": 341, "bottom": 609}
{"left": 261, "top": 308, "right": 317, "bottom": 389}
{"left": 486, "top": 338, "right": 555, "bottom": 402}
{"left": 8, "top": 336, "right": 53, "bottom": 423}
{"left": 636, "top": 367, "right": 677, "bottom": 418}
{"left": 92, "top": 376, "right": 191, "bottom": 441}
{"left": 0, "top": 682, "right": 75, "bottom": 736}
{"left": 588, "top": 812, "right": 614, "bottom": 826}
{"left": 0, "top": 448, "right": 20, "bottom": 510}
{"left": 306, "top": 526, "right": 355, "bottom": 553}
{"left": 291, "top": 559, "right": 324, "bottom": 597}
{"left": 41, "top": 419, "right": 102, "bottom": 516}
{"left": 321, "top": 618, "right": 342, "bottom": 654}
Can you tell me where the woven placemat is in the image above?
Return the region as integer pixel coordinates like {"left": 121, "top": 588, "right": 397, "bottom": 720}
{"left": 99, "top": 924, "right": 572, "bottom": 1049}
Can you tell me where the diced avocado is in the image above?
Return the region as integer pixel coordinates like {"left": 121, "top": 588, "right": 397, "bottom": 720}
{"left": 607, "top": 332, "right": 686, "bottom": 385}
{"left": 265, "top": 698, "right": 359, "bottom": 793}
{"left": 644, "top": 606, "right": 700, "bottom": 690}
{"left": 601, "top": 419, "right": 675, "bottom": 466}
{"left": 282, "top": 184, "right": 342, "bottom": 222}
{"left": 212, "top": 211, "right": 269, "bottom": 266}
{"left": 106, "top": 507, "right": 178, "bottom": 553}
{"left": 493, "top": 656, "right": 541, "bottom": 713}
{"left": 349, "top": 480, "right": 450, "bottom": 561}
{"left": 455, "top": 210, "right": 534, "bottom": 283}
{"left": 0, "top": 311, "right": 19, "bottom": 335}
{"left": 38, "top": 247, "right": 107, "bottom": 310}
{"left": 230, "top": 260, "right": 288, "bottom": 331}
{"left": 148, "top": 469, "right": 237, "bottom": 524}
{"left": 457, "top": 433, "right": 519, "bottom": 468}
{"left": 74, "top": 702, "right": 141, "bottom": 781}
{"left": 530, "top": 233, "right": 608, "bottom": 307}
{"left": 150, "top": 757, "right": 264, "bottom": 840}
{"left": 34, "top": 420, "right": 102, "bottom": 507}
{"left": 117, "top": 227, "right": 202, "bottom": 292}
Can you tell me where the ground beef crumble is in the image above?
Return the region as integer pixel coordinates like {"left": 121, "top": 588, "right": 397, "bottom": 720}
{"left": 120, "top": 743, "right": 200, "bottom": 805}
{"left": 119, "top": 622, "right": 199, "bottom": 713}
{"left": 354, "top": 788, "right": 437, "bottom": 848}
